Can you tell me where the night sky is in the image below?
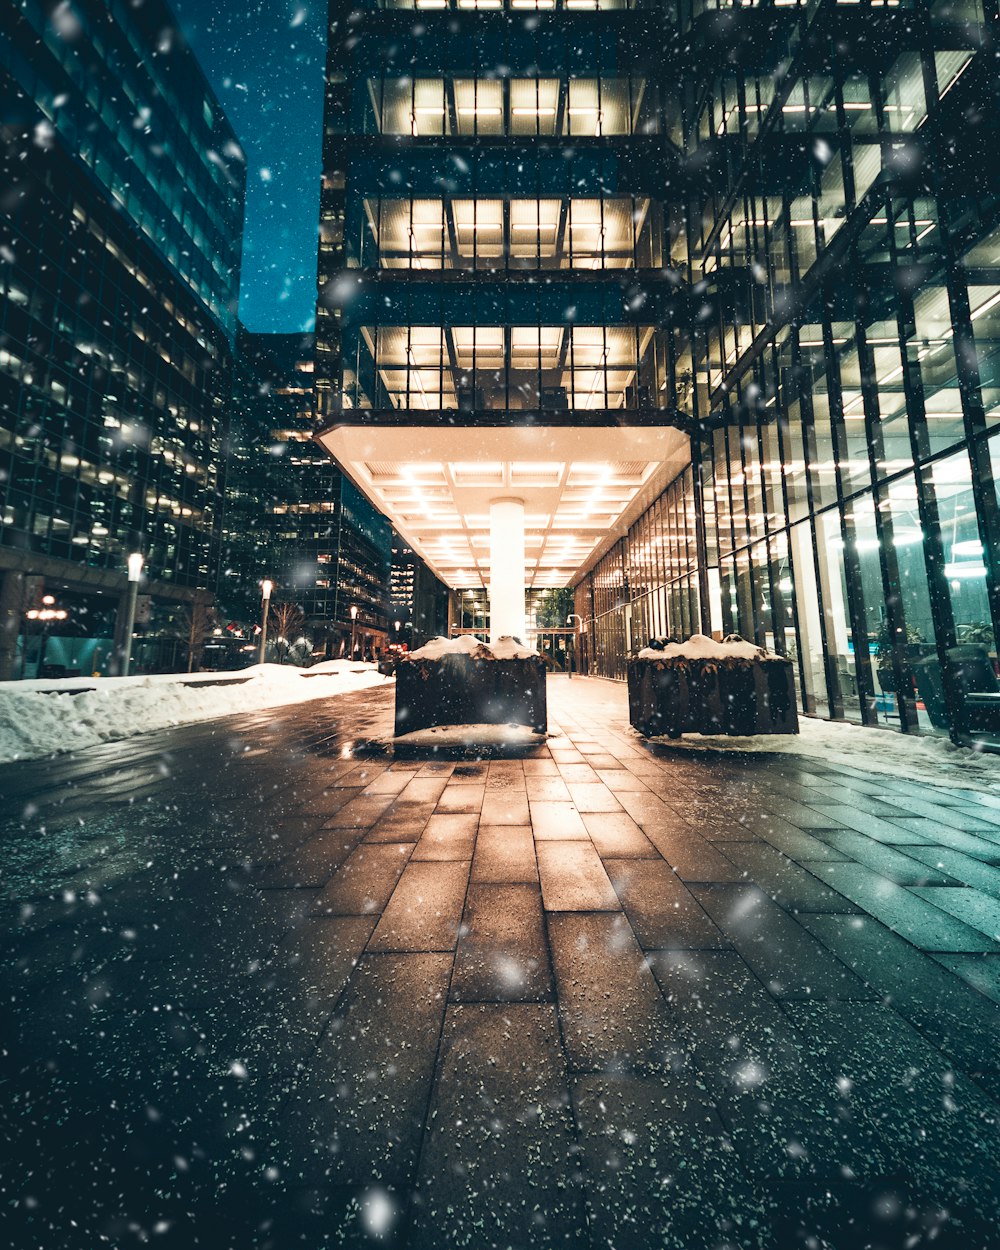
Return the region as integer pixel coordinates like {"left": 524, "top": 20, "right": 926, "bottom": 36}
{"left": 171, "top": 0, "right": 327, "bottom": 333}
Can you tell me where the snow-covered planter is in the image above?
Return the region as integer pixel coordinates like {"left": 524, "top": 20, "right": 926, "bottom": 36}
{"left": 628, "top": 633, "right": 798, "bottom": 738}
{"left": 394, "top": 635, "right": 547, "bottom": 736}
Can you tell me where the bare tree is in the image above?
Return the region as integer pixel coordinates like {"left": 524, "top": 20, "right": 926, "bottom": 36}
{"left": 179, "top": 601, "right": 216, "bottom": 672}
{"left": 268, "top": 600, "right": 307, "bottom": 664}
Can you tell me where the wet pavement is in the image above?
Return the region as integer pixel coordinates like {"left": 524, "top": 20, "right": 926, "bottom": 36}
{"left": 2, "top": 677, "right": 1000, "bottom": 1249}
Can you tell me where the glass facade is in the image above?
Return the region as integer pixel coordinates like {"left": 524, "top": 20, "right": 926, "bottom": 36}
{"left": 575, "top": 0, "right": 1000, "bottom": 741}
{"left": 314, "top": 0, "right": 686, "bottom": 596}
{"left": 318, "top": 0, "right": 1000, "bottom": 737}
{"left": 0, "top": 0, "right": 245, "bottom": 676}
{"left": 226, "top": 332, "right": 393, "bottom": 651}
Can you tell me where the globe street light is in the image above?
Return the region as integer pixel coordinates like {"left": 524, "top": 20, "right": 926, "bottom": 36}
{"left": 26, "top": 597, "right": 68, "bottom": 677}
{"left": 121, "top": 553, "right": 144, "bottom": 677}
{"left": 258, "top": 579, "right": 273, "bottom": 665}
{"left": 350, "top": 604, "right": 358, "bottom": 659}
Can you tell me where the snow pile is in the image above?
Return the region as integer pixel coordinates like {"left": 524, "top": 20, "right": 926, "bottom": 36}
{"left": 487, "top": 636, "right": 540, "bottom": 660}
{"left": 408, "top": 635, "right": 485, "bottom": 660}
{"left": 638, "top": 632, "right": 786, "bottom": 662}
{"left": 656, "top": 713, "right": 1000, "bottom": 793}
{"left": 407, "top": 635, "right": 539, "bottom": 661}
{"left": 0, "top": 662, "right": 391, "bottom": 763}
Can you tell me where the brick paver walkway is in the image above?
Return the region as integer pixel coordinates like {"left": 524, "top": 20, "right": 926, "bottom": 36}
{"left": 3, "top": 677, "right": 1000, "bottom": 1249}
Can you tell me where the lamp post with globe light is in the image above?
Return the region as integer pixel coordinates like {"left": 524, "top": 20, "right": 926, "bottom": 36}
{"left": 121, "top": 553, "right": 144, "bottom": 677}
{"left": 258, "top": 579, "right": 273, "bottom": 665}
{"left": 350, "top": 604, "right": 359, "bottom": 659}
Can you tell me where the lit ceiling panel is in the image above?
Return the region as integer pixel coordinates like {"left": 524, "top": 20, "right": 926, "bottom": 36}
{"left": 316, "top": 424, "right": 690, "bottom": 588}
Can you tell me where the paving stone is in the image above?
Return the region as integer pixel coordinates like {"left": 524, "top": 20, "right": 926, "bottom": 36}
{"left": 312, "top": 843, "right": 412, "bottom": 916}
{"left": 809, "top": 831, "right": 960, "bottom": 885}
{"left": 411, "top": 813, "right": 477, "bottom": 861}
{"left": 719, "top": 842, "right": 862, "bottom": 912}
{"left": 593, "top": 768, "right": 650, "bottom": 792}
{"left": 572, "top": 1073, "right": 767, "bottom": 1250}
{"left": 433, "top": 785, "right": 484, "bottom": 813}
{"left": 408, "top": 1004, "right": 585, "bottom": 1249}
{"left": 931, "top": 954, "right": 1000, "bottom": 1005}
{"left": 556, "top": 763, "right": 599, "bottom": 784}
{"left": 878, "top": 794, "right": 1000, "bottom": 838}
{"left": 521, "top": 758, "right": 559, "bottom": 776}
{"left": 535, "top": 841, "right": 619, "bottom": 911}
{"left": 361, "top": 770, "right": 413, "bottom": 796}
{"left": 613, "top": 790, "right": 681, "bottom": 828}
{"left": 802, "top": 804, "right": 924, "bottom": 843}
{"left": 800, "top": 913, "right": 1000, "bottom": 1073}
{"left": 565, "top": 782, "right": 622, "bottom": 813}
{"left": 910, "top": 886, "right": 1000, "bottom": 942}
{"left": 447, "top": 763, "right": 487, "bottom": 782}
{"left": 364, "top": 800, "right": 434, "bottom": 842}
{"left": 547, "top": 912, "right": 674, "bottom": 1072}
{"left": 485, "top": 763, "right": 526, "bottom": 791}
{"left": 739, "top": 810, "right": 851, "bottom": 861}
{"left": 691, "top": 885, "right": 869, "bottom": 999}
{"left": 645, "top": 949, "right": 875, "bottom": 1182}
{"left": 469, "top": 824, "right": 537, "bottom": 884}
{"left": 784, "top": 1000, "right": 1000, "bottom": 1228}
{"left": 397, "top": 777, "right": 450, "bottom": 804}
{"left": 259, "top": 828, "right": 363, "bottom": 887}
{"left": 369, "top": 860, "right": 471, "bottom": 952}
{"left": 904, "top": 845, "right": 1000, "bottom": 891}
{"left": 605, "top": 857, "right": 727, "bottom": 950}
{"left": 580, "top": 811, "right": 657, "bottom": 857}
{"left": 888, "top": 818, "right": 1000, "bottom": 861}
{"left": 276, "top": 953, "right": 451, "bottom": 1185}
{"left": 639, "top": 823, "right": 747, "bottom": 883}
{"left": 450, "top": 884, "right": 553, "bottom": 1002}
{"left": 480, "top": 792, "right": 531, "bottom": 826}
{"left": 528, "top": 800, "right": 589, "bottom": 840}
{"left": 524, "top": 776, "right": 573, "bottom": 802}
{"left": 818, "top": 863, "right": 999, "bottom": 952}
{"left": 322, "top": 793, "right": 397, "bottom": 830}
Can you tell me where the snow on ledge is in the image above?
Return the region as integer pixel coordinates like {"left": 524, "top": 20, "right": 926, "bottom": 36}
{"left": 637, "top": 633, "right": 787, "bottom": 662}
{"left": 0, "top": 661, "right": 392, "bottom": 764}
{"left": 407, "top": 635, "right": 540, "bottom": 661}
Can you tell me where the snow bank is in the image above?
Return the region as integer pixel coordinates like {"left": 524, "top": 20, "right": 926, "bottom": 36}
{"left": 637, "top": 633, "right": 786, "bottom": 662}
{"left": 407, "top": 635, "right": 539, "bottom": 661}
{"left": 652, "top": 713, "right": 1000, "bottom": 794}
{"left": 0, "top": 662, "right": 391, "bottom": 763}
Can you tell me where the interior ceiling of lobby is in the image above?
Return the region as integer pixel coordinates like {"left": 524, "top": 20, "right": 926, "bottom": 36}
{"left": 317, "top": 423, "right": 691, "bottom": 590}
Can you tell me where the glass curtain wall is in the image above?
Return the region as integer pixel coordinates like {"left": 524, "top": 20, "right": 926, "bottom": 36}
{"left": 575, "top": 0, "right": 1000, "bottom": 744}
{"left": 314, "top": 0, "right": 682, "bottom": 431}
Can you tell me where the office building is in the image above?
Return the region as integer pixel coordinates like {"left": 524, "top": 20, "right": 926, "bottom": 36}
{"left": 229, "top": 331, "right": 393, "bottom": 655}
{"left": 314, "top": 0, "right": 1000, "bottom": 737}
{"left": 0, "top": 0, "right": 245, "bottom": 677}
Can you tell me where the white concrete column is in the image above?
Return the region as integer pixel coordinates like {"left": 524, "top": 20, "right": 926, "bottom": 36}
{"left": 489, "top": 497, "right": 526, "bottom": 643}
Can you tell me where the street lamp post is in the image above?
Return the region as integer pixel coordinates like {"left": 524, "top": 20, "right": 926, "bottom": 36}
{"left": 566, "top": 613, "right": 583, "bottom": 680}
{"left": 121, "top": 553, "right": 144, "bottom": 677}
{"left": 258, "top": 579, "right": 273, "bottom": 665}
{"left": 350, "top": 604, "right": 358, "bottom": 659}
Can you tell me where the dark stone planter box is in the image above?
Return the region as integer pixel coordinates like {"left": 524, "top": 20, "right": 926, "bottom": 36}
{"left": 394, "top": 654, "right": 547, "bottom": 736}
{"left": 627, "top": 657, "right": 798, "bottom": 738}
